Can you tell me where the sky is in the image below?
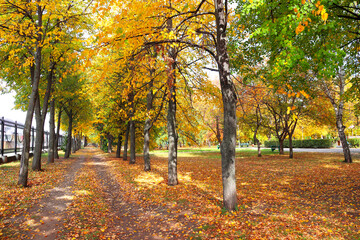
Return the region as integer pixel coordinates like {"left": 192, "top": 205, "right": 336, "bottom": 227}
{"left": 0, "top": 91, "right": 50, "bottom": 131}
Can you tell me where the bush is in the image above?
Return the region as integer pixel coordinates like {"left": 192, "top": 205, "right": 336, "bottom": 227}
{"left": 61, "top": 133, "right": 68, "bottom": 152}
{"left": 348, "top": 138, "right": 360, "bottom": 148}
{"left": 101, "top": 138, "right": 108, "bottom": 152}
{"left": 264, "top": 139, "right": 334, "bottom": 148}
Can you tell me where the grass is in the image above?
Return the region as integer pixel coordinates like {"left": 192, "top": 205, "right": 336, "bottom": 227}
{"left": 150, "top": 147, "right": 278, "bottom": 159}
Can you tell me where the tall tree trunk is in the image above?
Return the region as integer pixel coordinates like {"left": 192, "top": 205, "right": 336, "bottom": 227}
{"left": 107, "top": 134, "right": 113, "bottom": 153}
{"left": 323, "top": 73, "right": 352, "bottom": 163}
{"left": 254, "top": 131, "right": 261, "bottom": 157}
{"left": 143, "top": 80, "right": 154, "bottom": 171}
{"left": 337, "top": 118, "right": 352, "bottom": 163}
{"left": 123, "top": 122, "right": 130, "bottom": 161}
{"left": 143, "top": 118, "right": 151, "bottom": 170}
{"left": 279, "top": 138, "right": 285, "bottom": 154}
{"left": 129, "top": 120, "right": 136, "bottom": 164}
{"left": 32, "top": 65, "right": 54, "bottom": 170}
{"left": 32, "top": 95, "right": 44, "bottom": 171}
{"left": 215, "top": 115, "right": 222, "bottom": 145}
{"left": 72, "top": 137, "right": 76, "bottom": 153}
{"left": 54, "top": 109, "right": 62, "bottom": 159}
{"left": 18, "top": 4, "right": 43, "bottom": 187}
{"left": 65, "top": 111, "right": 73, "bottom": 159}
{"left": 288, "top": 120, "right": 298, "bottom": 159}
{"left": 48, "top": 99, "right": 55, "bottom": 163}
{"left": 257, "top": 140, "right": 261, "bottom": 157}
{"left": 215, "top": 0, "right": 237, "bottom": 210}
{"left": 116, "top": 134, "right": 122, "bottom": 158}
{"left": 167, "top": 17, "right": 178, "bottom": 186}
{"left": 289, "top": 134, "right": 293, "bottom": 159}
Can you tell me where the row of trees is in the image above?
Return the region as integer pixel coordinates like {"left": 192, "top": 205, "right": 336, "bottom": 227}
{"left": 0, "top": 0, "right": 94, "bottom": 186}
{"left": 90, "top": 0, "right": 359, "bottom": 211}
{"left": 1, "top": 0, "right": 358, "bottom": 211}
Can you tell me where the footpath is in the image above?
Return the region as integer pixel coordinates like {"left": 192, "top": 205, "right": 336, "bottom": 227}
{"left": 5, "top": 148, "right": 199, "bottom": 240}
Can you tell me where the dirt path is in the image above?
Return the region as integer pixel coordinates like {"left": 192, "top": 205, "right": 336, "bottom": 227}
{"left": 9, "top": 148, "right": 199, "bottom": 239}
{"left": 90, "top": 152, "right": 198, "bottom": 240}
{"left": 10, "top": 154, "right": 85, "bottom": 239}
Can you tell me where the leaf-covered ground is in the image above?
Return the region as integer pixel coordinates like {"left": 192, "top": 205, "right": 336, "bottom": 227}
{"left": 1, "top": 147, "right": 360, "bottom": 239}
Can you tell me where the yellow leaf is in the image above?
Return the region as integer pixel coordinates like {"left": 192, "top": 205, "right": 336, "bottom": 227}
{"left": 321, "top": 12, "right": 328, "bottom": 22}
{"left": 301, "top": 0, "right": 306, "bottom": 4}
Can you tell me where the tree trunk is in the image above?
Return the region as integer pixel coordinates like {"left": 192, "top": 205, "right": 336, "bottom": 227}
{"left": 143, "top": 118, "right": 151, "bottom": 171}
{"left": 279, "top": 139, "right": 284, "bottom": 154}
{"left": 323, "top": 72, "right": 352, "bottom": 163}
{"left": 72, "top": 137, "right": 76, "bottom": 153}
{"left": 32, "top": 64, "right": 54, "bottom": 170}
{"left": 143, "top": 80, "right": 154, "bottom": 171}
{"left": 54, "top": 109, "right": 62, "bottom": 159}
{"left": 167, "top": 17, "right": 178, "bottom": 186}
{"left": 337, "top": 119, "right": 352, "bottom": 163}
{"left": 215, "top": 115, "right": 222, "bottom": 144}
{"left": 108, "top": 134, "right": 113, "bottom": 153}
{"left": 48, "top": 99, "right": 55, "bottom": 164}
{"left": 32, "top": 95, "right": 44, "bottom": 171}
{"left": 65, "top": 111, "right": 73, "bottom": 158}
{"left": 254, "top": 126, "right": 261, "bottom": 157}
{"left": 116, "top": 134, "right": 122, "bottom": 158}
{"left": 215, "top": 0, "right": 237, "bottom": 210}
{"left": 123, "top": 121, "right": 130, "bottom": 161}
{"left": 289, "top": 134, "right": 293, "bottom": 159}
{"left": 18, "top": 4, "right": 43, "bottom": 187}
{"left": 257, "top": 140, "right": 261, "bottom": 157}
{"left": 129, "top": 120, "right": 136, "bottom": 164}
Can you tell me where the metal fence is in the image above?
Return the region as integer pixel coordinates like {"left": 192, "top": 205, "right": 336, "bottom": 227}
{"left": 0, "top": 117, "right": 64, "bottom": 156}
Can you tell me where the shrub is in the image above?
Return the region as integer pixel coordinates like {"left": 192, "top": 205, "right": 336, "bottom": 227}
{"left": 264, "top": 139, "right": 334, "bottom": 148}
{"left": 348, "top": 138, "right": 360, "bottom": 148}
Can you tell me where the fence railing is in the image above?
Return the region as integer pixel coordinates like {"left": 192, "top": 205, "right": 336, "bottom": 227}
{"left": 0, "top": 117, "right": 64, "bottom": 157}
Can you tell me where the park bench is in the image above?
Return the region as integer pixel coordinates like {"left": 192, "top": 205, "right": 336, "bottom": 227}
{"left": 270, "top": 145, "right": 280, "bottom": 152}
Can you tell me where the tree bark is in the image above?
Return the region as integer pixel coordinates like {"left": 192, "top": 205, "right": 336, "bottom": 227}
{"left": 72, "top": 137, "right": 76, "bottom": 153}
{"left": 288, "top": 134, "right": 293, "bottom": 159}
{"left": 215, "top": 0, "right": 237, "bottom": 210}
{"left": 129, "top": 120, "right": 136, "bottom": 164}
{"left": 116, "top": 134, "right": 122, "bottom": 158}
{"left": 254, "top": 131, "right": 261, "bottom": 157}
{"left": 257, "top": 140, "right": 262, "bottom": 157}
{"left": 48, "top": 99, "right": 55, "bottom": 164}
{"left": 143, "top": 117, "right": 151, "bottom": 171}
{"left": 54, "top": 109, "right": 62, "bottom": 159}
{"left": 32, "top": 95, "right": 44, "bottom": 171}
{"left": 279, "top": 139, "right": 285, "bottom": 154}
{"left": 123, "top": 122, "right": 130, "bottom": 161}
{"left": 64, "top": 110, "right": 73, "bottom": 159}
{"left": 143, "top": 79, "right": 154, "bottom": 171}
{"left": 18, "top": 4, "right": 43, "bottom": 187}
{"left": 337, "top": 118, "right": 352, "bottom": 163}
{"left": 323, "top": 73, "right": 352, "bottom": 163}
{"left": 32, "top": 64, "right": 54, "bottom": 170}
{"left": 107, "top": 134, "right": 113, "bottom": 153}
{"left": 167, "top": 17, "right": 178, "bottom": 186}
